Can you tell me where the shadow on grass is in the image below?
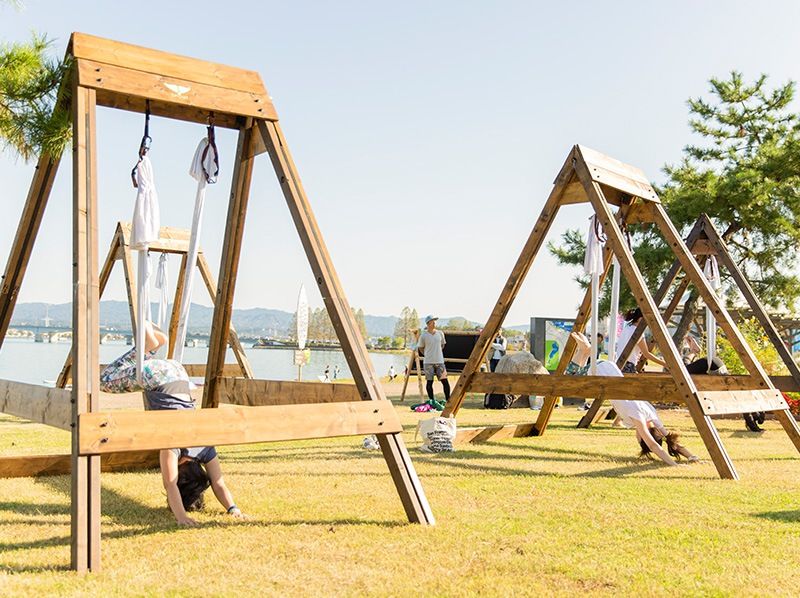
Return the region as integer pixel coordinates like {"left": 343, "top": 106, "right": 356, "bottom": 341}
{"left": 752, "top": 510, "right": 800, "bottom": 523}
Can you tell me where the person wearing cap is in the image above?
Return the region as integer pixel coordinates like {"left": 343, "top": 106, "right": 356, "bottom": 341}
{"left": 417, "top": 315, "right": 450, "bottom": 403}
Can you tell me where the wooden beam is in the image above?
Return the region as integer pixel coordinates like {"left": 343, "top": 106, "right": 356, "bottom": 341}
{"left": 197, "top": 252, "right": 253, "bottom": 379}
{"left": 70, "top": 32, "right": 267, "bottom": 95}
{"left": 698, "top": 389, "right": 788, "bottom": 416}
{"left": 577, "top": 145, "right": 659, "bottom": 202}
{"left": 76, "top": 58, "right": 275, "bottom": 122}
{"left": 442, "top": 148, "right": 575, "bottom": 418}
{"left": 182, "top": 363, "right": 242, "bottom": 378}
{"left": 79, "top": 401, "right": 401, "bottom": 454}
{"left": 167, "top": 253, "right": 188, "bottom": 359}
{"left": 71, "top": 83, "right": 101, "bottom": 572}
{"left": 0, "top": 380, "right": 72, "bottom": 430}
{"left": 0, "top": 451, "right": 159, "bottom": 479}
{"left": 203, "top": 123, "right": 257, "bottom": 409}
{"left": 455, "top": 423, "right": 536, "bottom": 444}
{"left": 0, "top": 153, "right": 62, "bottom": 348}
{"left": 260, "top": 119, "right": 434, "bottom": 525}
{"left": 217, "top": 377, "right": 360, "bottom": 406}
{"left": 471, "top": 372, "right": 682, "bottom": 401}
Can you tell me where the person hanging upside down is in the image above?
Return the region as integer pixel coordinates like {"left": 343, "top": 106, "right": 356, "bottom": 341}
{"left": 570, "top": 332, "right": 699, "bottom": 466}
{"left": 101, "top": 322, "right": 248, "bottom": 526}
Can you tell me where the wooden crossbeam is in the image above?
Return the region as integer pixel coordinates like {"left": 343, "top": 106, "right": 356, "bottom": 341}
{"left": 698, "top": 390, "right": 788, "bottom": 416}
{"left": 455, "top": 423, "right": 536, "bottom": 444}
{"left": 0, "top": 379, "right": 72, "bottom": 430}
{"left": 78, "top": 401, "right": 401, "bottom": 454}
{"left": 70, "top": 33, "right": 277, "bottom": 125}
{"left": 0, "top": 450, "right": 159, "bottom": 479}
{"left": 217, "top": 378, "right": 361, "bottom": 406}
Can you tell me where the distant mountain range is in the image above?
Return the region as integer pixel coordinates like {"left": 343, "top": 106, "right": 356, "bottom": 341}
{"left": 9, "top": 301, "right": 515, "bottom": 338}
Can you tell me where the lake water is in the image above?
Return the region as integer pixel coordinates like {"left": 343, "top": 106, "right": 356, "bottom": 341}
{"left": 0, "top": 339, "right": 410, "bottom": 385}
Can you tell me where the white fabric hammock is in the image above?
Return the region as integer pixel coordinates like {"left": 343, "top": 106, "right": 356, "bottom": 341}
{"left": 173, "top": 136, "right": 218, "bottom": 362}
{"left": 130, "top": 155, "right": 160, "bottom": 381}
{"left": 584, "top": 215, "right": 606, "bottom": 375}
{"left": 155, "top": 253, "right": 169, "bottom": 330}
{"left": 704, "top": 256, "right": 721, "bottom": 370}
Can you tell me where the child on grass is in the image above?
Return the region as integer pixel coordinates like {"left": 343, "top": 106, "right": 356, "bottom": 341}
{"left": 100, "top": 322, "right": 248, "bottom": 526}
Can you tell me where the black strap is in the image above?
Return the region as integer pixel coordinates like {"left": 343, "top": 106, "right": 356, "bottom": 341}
{"left": 200, "top": 114, "right": 220, "bottom": 184}
{"left": 131, "top": 100, "right": 152, "bottom": 188}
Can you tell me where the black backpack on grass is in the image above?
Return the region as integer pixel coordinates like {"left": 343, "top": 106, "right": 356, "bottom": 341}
{"left": 484, "top": 393, "right": 514, "bottom": 409}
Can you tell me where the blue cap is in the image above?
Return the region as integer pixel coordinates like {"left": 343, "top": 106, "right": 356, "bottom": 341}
{"left": 424, "top": 314, "right": 438, "bottom": 324}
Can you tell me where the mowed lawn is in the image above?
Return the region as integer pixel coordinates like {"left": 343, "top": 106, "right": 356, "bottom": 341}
{"left": 1, "top": 395, "right": 799, "bottom": 597}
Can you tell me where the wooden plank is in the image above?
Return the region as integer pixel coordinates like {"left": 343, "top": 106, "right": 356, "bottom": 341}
{"left": 471, "top": 372, "right": 682, "bottom": 401}
{"left": 0, "top": 153, "right": 62, "bottom": 348}
{"left": 71, "top": 32, "right": 267, "bottom": 95}
{"left": 699, "top": 389, "right": 788, "bottom": 416}
{"left": 454, "top": 422, "right": 536, "bottom": 444}
{"left": 441, "top": 148, "right": 575, "bottom": 418}
{"left": 183, "top": 363, "right": 241, "bottom": 378}
{"left": 0, "top": 379, "right": 72, "bottom": 430}
{"left": 773, "top": 376, "right": 800, "bottom": 393}
{"left": 79, "top": 401, "right": 401, "bottom": 454}
{"left": 0, "top": 451, "right": 160, "bottom": 479}
{"left": 119, "top": 221, "right": 192, "bottom": 254}
{"left": 577, "top": 145, "right": 659, "bottom": 201}
{"left": 260, "top": 119, "right": 434, "bottom": 525}
{"left": 77, "top": 58, "right": 276, "bottom": 123}
{"left": 581, "top": 170, "right": 737, "bottom": 479}
{"left": 203, "top": 123, "right": 258, "bottom": 408}
{"left": 217, "top": 377, "right": 360, "bottom": 406}
{"left": 93, "top": 90, "right": 243, "bottom": 129}
{"left": 167, "top": 253, "right": 188, "bottom": 359}
{"left": 71, "top": 83, "right": 102, "bottom": 572}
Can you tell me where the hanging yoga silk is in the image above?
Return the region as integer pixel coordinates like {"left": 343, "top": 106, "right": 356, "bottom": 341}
{"left": 584, "top": 215, "right": 606, "bottom": 374}
{"left": 155, "top": 253, "right": 169, "bottom": 330}
{"left": 607, "top": 256, "right": 621, "bottom": 362}
{"left": 173, "top": 135, "right": 219, "bottom": 363}
{"left": 131, "top": 155, "right": 160, "bottom": 381}
{"left": 704, "top": 256, "right": 721, "bottom": 370}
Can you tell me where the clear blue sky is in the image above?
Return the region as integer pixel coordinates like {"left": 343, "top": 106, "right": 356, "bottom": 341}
{"left": 2, "top": 1, "right": 799, "bottom": 326}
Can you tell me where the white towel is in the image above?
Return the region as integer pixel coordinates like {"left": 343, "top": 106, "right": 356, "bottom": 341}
{"left": 583, "top": 215, "right": 606, "bottom": 275}
{"left": 704, "top": 256, "right": 721, "bottom": 367}
{"left": 155, "top": 253, "right": 169, "bottom": 331}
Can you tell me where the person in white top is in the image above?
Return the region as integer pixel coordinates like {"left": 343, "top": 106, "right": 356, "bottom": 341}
{"left": 617, "top": 308, "right": 667, "bottom": 373}
{"left": 416, "top": 315, "right": 450, "bottom": 403}
{"left": 489, "top": 334, "right": 508, "bottom": 372}
{"left": 571, "top": 334, "right": 699, "bottom": 466}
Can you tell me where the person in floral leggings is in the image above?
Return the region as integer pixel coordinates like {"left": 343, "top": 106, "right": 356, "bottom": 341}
{"left": 101, "top": 323, "right": 248, "bottom": 525}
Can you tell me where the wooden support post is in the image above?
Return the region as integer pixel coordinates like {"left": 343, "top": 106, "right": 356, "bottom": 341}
{"left": 260, "top": 119, "right": 434, "bottom": 525}
{"left": 579, "top": 167, "right": 737, "bottom": 479}
{"left": 441, "top": 152, "right": 577, "bottom": 418}
{"left": 71, "top": 83, "right": 101, "bottom": 572}
{"left": 167, "top": 253, "right": 188, "bottom": 359}
{"left": 197, "top": 252, "right": 253, "bottom": 378}
{"left": 203, "top": 123, "right": 257, "bottom": 408}
{"left": 399, "top": 349, "right": 424, "bottom": 402}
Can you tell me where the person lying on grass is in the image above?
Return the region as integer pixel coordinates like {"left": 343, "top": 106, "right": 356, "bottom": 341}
{"left": 101, "top": 322, "right": 249, "bottom": 526}
{"left": 569, "top": 332, "right": 699, "bottom": 467}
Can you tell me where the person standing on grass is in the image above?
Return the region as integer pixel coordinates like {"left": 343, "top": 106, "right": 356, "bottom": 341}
{"left": 388, "top": 364, "right": 397, "bottom": 380}
{"left": 489, "top": 333, "right": 507, "bottom": 372}
{"left": 417, "top": 315, "right": 450, "bottom": 403}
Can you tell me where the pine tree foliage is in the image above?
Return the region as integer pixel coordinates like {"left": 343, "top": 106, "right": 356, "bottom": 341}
{"left": 0, "top": 33, "right": 71, "bottom": 160}
{"left": 548, "top": 72, "right": 800, "bottom": 344}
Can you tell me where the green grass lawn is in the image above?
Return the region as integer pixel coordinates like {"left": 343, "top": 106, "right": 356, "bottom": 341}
{"left": 1, "top": 396, "right": 799, "bottom": 597}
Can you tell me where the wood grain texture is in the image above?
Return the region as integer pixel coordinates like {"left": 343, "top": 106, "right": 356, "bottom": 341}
{"left": 698, "top": 389, "right": 787, "bottom": 416}
{"left": 79, "top": 401, "right": 401, "bottom": 454}
{"left": 0, "top": 379, "right": 72, "bottom": 429}
{"left": 455, "top": 423, "right": 536, "bottom": 444}
{"left": 0, "top": 451, "right": 159, "bottom": 479}
{"left": 217, "top": 378, "right": 360, "bottom": 406}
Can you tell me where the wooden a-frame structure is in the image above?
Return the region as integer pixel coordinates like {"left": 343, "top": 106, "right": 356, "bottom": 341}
{"left": 55, "top": 220, "right": 254, "bottom": 388}
{"left": 0, "top": 33, "right": 433, "bottom": 573}
{"left": 578, "top": 213, "right": 800, "bottom": 427}
{"left": 441, "top": 145, "right": 800, "bottom": 479}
